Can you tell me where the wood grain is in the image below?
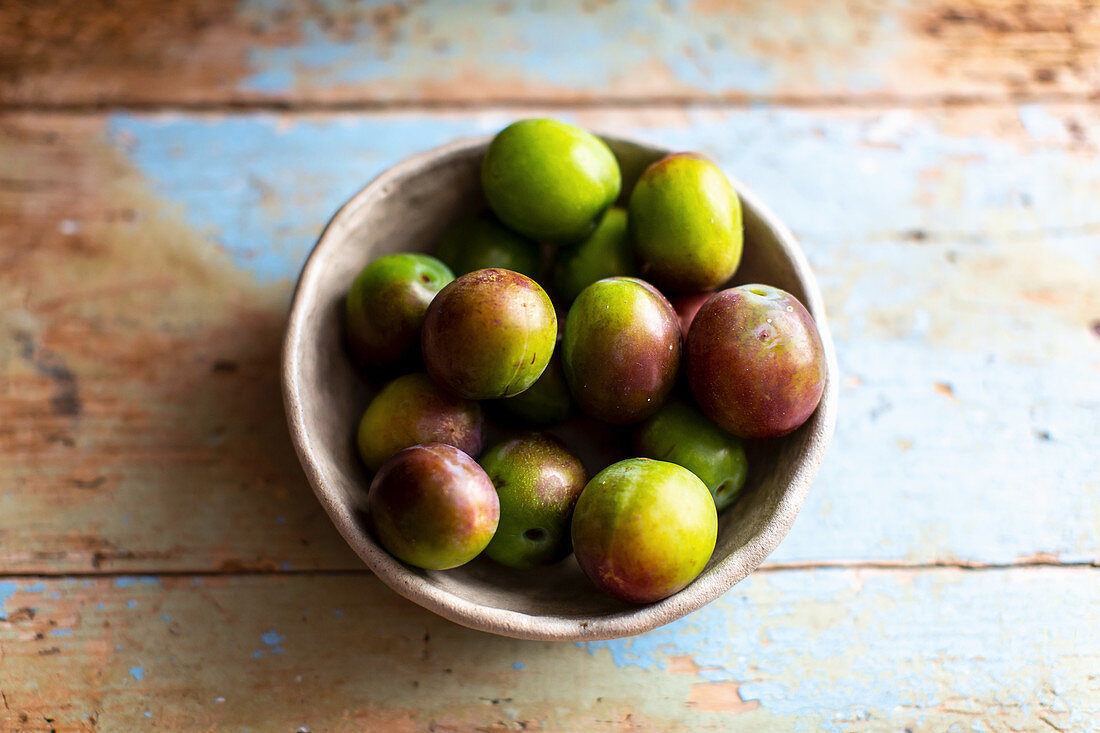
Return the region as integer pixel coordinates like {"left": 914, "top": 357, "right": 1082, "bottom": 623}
{"left": 2, "top": 0, "right": 1098, "bottom": 108}
{"left": 1, "top": 567, "right": 1096, "bottom": 731}
{"left": 2, "top": 107, "right": 1097, "bottom": 575}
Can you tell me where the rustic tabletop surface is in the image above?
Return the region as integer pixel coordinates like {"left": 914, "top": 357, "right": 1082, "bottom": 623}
{"left": 1, "top": 1, "right": 1098, "bottom": 731}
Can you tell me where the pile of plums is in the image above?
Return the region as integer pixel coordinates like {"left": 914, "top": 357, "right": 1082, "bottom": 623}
{"left": 346, "top": 119, "right": 826, "bottom": 605}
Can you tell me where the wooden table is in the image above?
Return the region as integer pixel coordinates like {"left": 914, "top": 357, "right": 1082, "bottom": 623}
{"left": 2, "top": 2, "right": 1098, "bottom": 730}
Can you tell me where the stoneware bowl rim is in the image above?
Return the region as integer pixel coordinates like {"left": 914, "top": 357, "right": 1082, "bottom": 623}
{"left": 282, "top": 133, "right": 839, "bottom": 641}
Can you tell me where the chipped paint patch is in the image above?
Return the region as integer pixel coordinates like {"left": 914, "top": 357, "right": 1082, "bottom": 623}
{"left": 686, "top": 681, "right": 760, "bottom": 714}
{"left": 115, "top": 576, "right": 160, "bottom": 588}
{"left": 0, "top": 580, "right": 18, "bottom": 619}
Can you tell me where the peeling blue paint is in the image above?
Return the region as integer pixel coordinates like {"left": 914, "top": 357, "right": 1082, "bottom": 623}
{"left": 512, "top": 662, "right": 525, "bottom": 670}
{"left": 0, "top": 581, "right": 17, "bottom": 619}
{"left": 49, "top": 628, "right": 73, "bottom": 637}
{"left": 127, "top": 600, "right": 137, "bottom": 609}
{"left": 115, "top": 576, "right": 160, "bottom": 588}
{"left": 107, "top": 114, "right": 500, "bottom": 284}
{"left": 234, "top": 1, "right": 907, "bottom": 97}
{"left": 579, "top": 569, "right": 1100, "bottom": 729}
{"left": 21, "top": 583, "right": 45, "bottom": 593}
{"left": 262, "top": 630, "right": 284, "bottom": 646}
{"left": 129, "top": 666, "right": 145, "bottom": 681}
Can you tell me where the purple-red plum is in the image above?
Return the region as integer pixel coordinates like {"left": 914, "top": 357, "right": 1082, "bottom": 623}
{"left": 368, "top": 443, "right": 499, "bottom": 570}
{"left": 562, "top": 277, "right": 681, "bottom": 424}
{"left": 687, "top": 284, "right": 825, "bottom": 439}
{"left": 422, "top": 268, "right": 557, "bottom": 399}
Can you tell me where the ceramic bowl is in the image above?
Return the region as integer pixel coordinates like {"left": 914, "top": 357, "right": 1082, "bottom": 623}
{"left": 282, "top": 134, "right": 838, "bottom": 641}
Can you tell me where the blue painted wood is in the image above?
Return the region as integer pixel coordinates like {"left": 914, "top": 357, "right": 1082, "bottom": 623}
{"left": 0, "top": 568, "right": 1096, "bottom": 730}
{"left": 104, "top": 107, "right": 1100, "bottom": 567}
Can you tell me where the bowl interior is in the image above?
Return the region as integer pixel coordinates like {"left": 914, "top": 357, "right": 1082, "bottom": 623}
{"left": 283, "top": 136, "right": 838, "bottom": 640}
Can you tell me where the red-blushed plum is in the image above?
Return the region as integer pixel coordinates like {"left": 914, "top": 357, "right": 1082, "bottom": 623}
{"left": 687, "top": 284, "right": 826, "bottom": 439}
{"left": 345, "top": 253, "right": 454, "bottom": 369}
{"left": 479, "top": 433, "right": 588, "bottom": 569}
{"left": 571, "top": 458, "right": 717, "bottom": 604}
{"left": 422, "top": 268, "right": 557, "bottom": 399}
{"left": 481, "top": 119, "right": 621, "bottom": 243}
{"left": 496, "top": 351, "right": 573, "bottom": 426}
{"left": 434, "top": 214, "right": 541, "bottom": 279}
{"left": 562, "top": 277, "right": 681, "bottom": 424}
{"left": 628, "top": 153, "right": 742, "bottom": 294}
{"left": 368, "top": 443, "right": 499, "bottom": 570}
{"left": 552, "top": 206, "right": 635, "bottom": 303}
{"left": 635, "top": 399, "right": 748, "bottom": 512}
{"left": 356, "top": 373, "right": 484, "bottom": 472}
{"left": 670, "top": 292, "right": 714, "bottom": 335}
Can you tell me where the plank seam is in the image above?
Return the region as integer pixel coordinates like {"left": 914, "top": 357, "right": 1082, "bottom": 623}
{"left": 0, "top": 559, "right": 1094, "bottom": 581}
{"left": 1, "top": 91, "right": 1098, "bottom": 115}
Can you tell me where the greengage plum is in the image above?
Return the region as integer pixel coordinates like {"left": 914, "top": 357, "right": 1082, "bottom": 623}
{"left": 422, "top": 268, "right": 557, "bottom": 399}
{"left": 480, "top": 433, "right": 588, "bottom": 569}
{"left": 552, "top": 207, "right": 635, "bottom": 302}
{"left": 687, "top": 284, "right": 825, "bottom": 439}
{"left": 629, "top": 153, "right": 742, "bottom": 294}
{"left": 368, "top": 443, "right": 499, "bottom": 570}
{"left": 434, "top": 214, "right": 541, "bottom": 279}
{"left": 571, "top": 458, "right": 717, "bottom": 604}
{"left": 562, "top": 277, "right": 680, "bottom": 424}
{"left": 481, "top": 119, "right": 621, "bottom": 243}
{"left": 345, "top": 253, "right": 453, "bottom": 368}
{"left": 356, "top": 373, "right": 484, "bottom": 472}
{"left": 635, "top": 400, "right": 748, "bottom": 512}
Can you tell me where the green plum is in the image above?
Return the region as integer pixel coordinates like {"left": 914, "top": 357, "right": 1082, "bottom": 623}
{"left": 571, "top": 458, "right": 717, "bottom": 604}
{"left": 687, "top": 284, "right": 826, "bottom": 439}
{"left": 552, "top": 206, "right": 635, "bottom": 302}
{"left": 635, "top": 400, "right": 748, "bottom": 512}
{"left": 369, "top": 443, "right": 499, "bottom": 570}
{"left": 628, "top": 153, "right": 742, "bottom": 294}
{"left": 496, "top": 351, "right": 573, "bottom": 426}
{"left": 480, "top": 433, "right": 588, "bottom": 569}
{"left": 356, "top": 373, "right": 484, "bottom": 472}
{"left": 434, "top": 214, "right": 541, "bottom": 279}
{"left": 422, "top": 268, "right": 557, "bottom": 399}
{"left": 481, "top": 119, "right": 621, "bottom": 243}
{"left": 562, "top": 277, "right": 681, "bottom": 424}
{"left": 345, "top": 253, "right": 454, "bottom": 368}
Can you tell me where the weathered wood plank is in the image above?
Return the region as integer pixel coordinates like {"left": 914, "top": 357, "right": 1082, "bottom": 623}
{"left": 0, "top": 567, "right": 1096, "bottom": 731}
{"left": 2, "top": 0, "right": 1098, "bottom": 108}
{"left": 1, "top": 107, "right": 1097, "bottom": 574}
